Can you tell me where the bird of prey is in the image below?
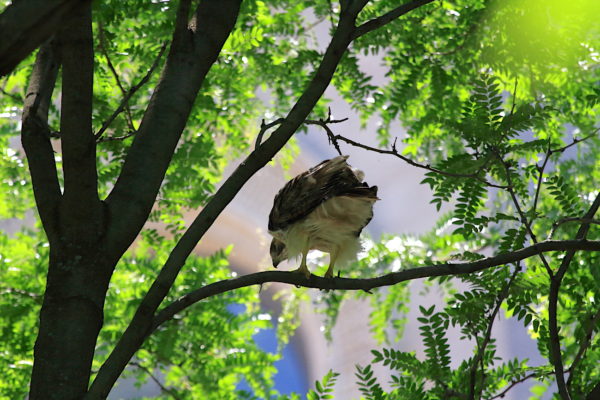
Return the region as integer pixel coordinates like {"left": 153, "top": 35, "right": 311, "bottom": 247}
{"left": 268, "top": 155, "right": 378, "bottom": 278}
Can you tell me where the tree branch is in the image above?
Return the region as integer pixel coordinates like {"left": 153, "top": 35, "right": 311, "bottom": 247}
{"left": 94, "top": 39, "right": 168, "bottom": 142}
{"left": 330, "top": 133, "right": 507, "bottom": 188}
{"left": 57, "top": 1, "right": 100, "bottom": 223}
{"left": 586, "top": 381, "right": 600, "bottom": 400}
{"left": 550, "top": 217, "right": 600, "bottom": 239}
{"left": 305, "top": 108, "right": 348, "bottom": 156}
{"left": 497, "top": 153, "right": 554, "bottom": 277}
{"left": 548, "top": 192, "right": 600, "bottom": 400}
{"left": 0, "top": 286, "right": 43, "bottom": 304}
{"left": 468, "top": 264, "right": 521, "bottom": 400}
{"left": 21, "top": 40, "right": 62, "bottom": 242}
{"left": 152, "top": 240, "right": 600, "bottom": 332}
{"left": 0, "top": 0, "right": 85, "bottom": 76}
{"left": 567, "top": 307, "right": 600, "bottom": 391}
{"left": 549, "top": 127, "right": 600, "bottom": 156}
{"left": 352, "top": 0, "right": 437, "bottom": 40}
{"left": 130, "top": 362, "right": 182, "bottom": 400}
{"left": 487, "top": 372, "right": 542, "bottom": 400}
{"left": 254, "top": 117, "right": 285, "bottom": 151}
{"left": 531, "top": 141, "right": 552, "bottom": 216}
{"left": 97, "top": 22, "right": 135, "bottom": 133}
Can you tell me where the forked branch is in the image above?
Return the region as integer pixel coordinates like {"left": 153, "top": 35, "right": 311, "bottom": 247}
{"left": 95, "top": 40, "right": 168, "bottom": 142}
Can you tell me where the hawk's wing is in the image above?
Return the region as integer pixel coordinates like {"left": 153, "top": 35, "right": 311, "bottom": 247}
{"left": 268, "top": 155, "right": 378, "bottom": 232}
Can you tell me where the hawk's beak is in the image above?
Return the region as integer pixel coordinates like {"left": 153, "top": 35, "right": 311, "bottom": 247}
{"left": 272, "top": 259, "right": 280, "bottom": 269}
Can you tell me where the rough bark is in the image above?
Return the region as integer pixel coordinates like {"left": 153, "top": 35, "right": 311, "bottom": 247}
{"left": 0, "top": 0, "right": 87, "bottom": 76}
{"left": 28, "top": 3, "right": 110, "bottom": 399}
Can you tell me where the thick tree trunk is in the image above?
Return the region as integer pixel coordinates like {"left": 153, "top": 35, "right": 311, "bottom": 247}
{"left": 26, "top": 2, "right": 108, "bottom": 398}
{"left": 30, "top": 239, "right": 113, "bottom": 400}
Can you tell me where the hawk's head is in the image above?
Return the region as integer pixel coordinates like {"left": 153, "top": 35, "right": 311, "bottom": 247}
{"left": 269, "top": 237, "right": 288, "bottom": 268}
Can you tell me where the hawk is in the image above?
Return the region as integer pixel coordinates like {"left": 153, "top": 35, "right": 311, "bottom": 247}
{"left": 268, "top": 155, "right": 378, "bottom": 278}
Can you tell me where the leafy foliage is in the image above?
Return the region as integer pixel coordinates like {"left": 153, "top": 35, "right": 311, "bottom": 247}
{"left": 0, "top": 0, "right": 599, "bottom": 399}
{"left": 307, "top": 370, "right": 339, "bottom": 400}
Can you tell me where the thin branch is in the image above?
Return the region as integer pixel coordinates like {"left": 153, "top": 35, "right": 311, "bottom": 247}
{"left": 151, "top": 240, "right": 600, "bottom": 331}
{"left": 487, "top": 372, "right": 542, "bottom": 400}
{"left": 254, "top": 109, "right": 347, "bottom": 154}
{"left": 305, "top": 108, "right": 348, "bottom": 156}
{"left": 0, "top": 286, "right": 43, "bottom": 303}
{"left": 0, "top": 85, "right": 23, "bottom": 103}
{"left": 254, "top": 118, "right": 285, "bottom": 150}
{"left": 97, "top": 21, "right": 135, "bottom": 132}
{"left": 352, "top": 0, "right": 436, "bottom": 40}
{"left": 496, "top": 153, "right": 554, "bottom": 277}
{"left": 332, "top": 133, "right": 508, "bottom": 188}
{"left": 550, "top": 217, "right": 600, "bottom": 239}
{"left": 567, "top": 307, "right": 600, "bottom": 390}
{"left": 549, "top": 127, "right": 600, "bottom": 156}
{"left": 510, "top": 77, "right": 518, "bottom": 115}
{"left": 130, "top": 362, "right": 182, "bottom": 400}
{"left": 468, "top": 264, "right": 521, "bottom": 400}
{"left": 549, "top": 192, "right": 600, "bottom": 400}
{"left": 94, "top": 41, "right": 168, "bottom": 142}
{"left": 97, "top": 130, "right": 137, "bottom": 143}
{"left": 531, "top": 141, "right": 552, "bottom": 216}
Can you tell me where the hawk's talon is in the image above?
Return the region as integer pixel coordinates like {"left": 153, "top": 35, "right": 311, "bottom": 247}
{"left": 293, "top": 264, "right": 311, "bottom": 279}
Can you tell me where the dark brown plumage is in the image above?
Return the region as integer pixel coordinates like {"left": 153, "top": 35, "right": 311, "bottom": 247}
{"left": 268, "top": 155, "right": 378, "bottom": 278}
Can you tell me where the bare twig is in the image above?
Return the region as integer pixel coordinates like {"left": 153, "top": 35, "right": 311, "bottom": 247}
{"left": 130, "top": 362, "right": 182, "bottom": 400}
{"left": 487, "top": 372, "right": 543, "bottom": 400}
{"left": 548, "top": 192, "right": 600, "bottom": 400}
{"left": 254, "top": 109, "right": 348, "bottom": 153}
{"left": 549, "top": 127, "right": 600, "bottom": 156}
{"left": 254, "top": 118, "right": 285, "bottom": 150}
{"left": 305, "top": 108, "right": 347, "bottom": 156}
{"left": 151, "top": 239, "right": 600, "bottom": 331}
{"left": 333, "top": 133, "right": 507, "bottom": 188}
{"left": 94, "top": 41, "right": 168, "bottom": 142}
{"left": 468, "top": 264, "right": 522, "bottom": 400}
{"left": 567, "top": 307, "right": 600, "bottom": 391}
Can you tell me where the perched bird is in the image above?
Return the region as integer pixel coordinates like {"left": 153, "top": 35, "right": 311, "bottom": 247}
{"left": 268, "top": 155, "right": 378, "bottom": 278}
